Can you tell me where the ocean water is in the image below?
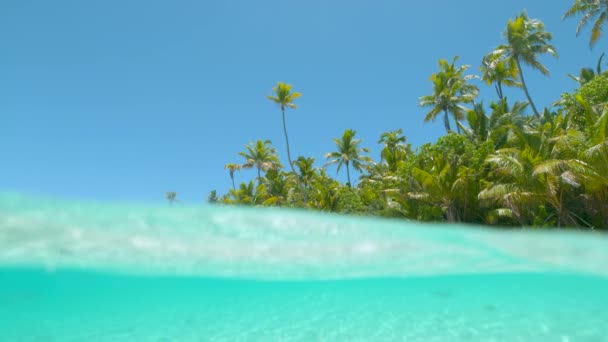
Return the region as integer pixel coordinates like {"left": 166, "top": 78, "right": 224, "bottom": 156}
{"left": 1, "top": 194, "right": 608, "bottom": 341}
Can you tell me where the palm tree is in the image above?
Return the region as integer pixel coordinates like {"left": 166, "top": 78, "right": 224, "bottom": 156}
{"left": 224, "top": 163, "right": 242, "bottom": 190}
{"left": 261, "top": 169, "right": 292, "bottom": 206}
{"left": 208, "top": 190, "right": 218, "bottom": 204}
{"left": 479, "top": 146, "right": 546, "bottom": 225}
{"left": 419, "top": 56, "right": 479, "bottom": 133}
{"left": 239, "top": 140, "right": 281, "bottom": 185}
{"left": 408, "top": 155, "right": 465, "bottom": 222}
{"left": 406, "top": 134, "right": 483, "bottom": 223}
{"left": 489, "top": 12, "right": 557, "bottom": 118}
{"left": 225, "top": 181, "right": 267, "bottom": 205}
{"left": 165, "top": 191, "right": 178, "bottom": 205}
{"left": 457, "top": 99, "right": 529, "bottom": 149}
{"left": 563, "top": 0, "right": 608, "bottom": 48}
{"left": 533, "top": 158, "right": 591, "bottom": 227}
{"left": 294, "top": 156, "right": 316, "bottom": 189}
{"left": 480, "top": 51, "right": 521, "bottom": 100}
{"left": 574, "top": 97, "right": 608, "bottom": 226}
{"left": 378, "top": 129, "right": 411, "bottom": 172}
{"left": 567, "top": 53, "right": 605, "bottom": 85}
{"left": 489, "top": 98, "right": 529, "bottom": 149}
{"left": 267, "top": 82, "right": 302, "bottom": 174}
{"left": 458, "top": 103, "right": 490, "bottom": 145}
{"left": 325, "top": 129, "right": 372, "bottom": 187}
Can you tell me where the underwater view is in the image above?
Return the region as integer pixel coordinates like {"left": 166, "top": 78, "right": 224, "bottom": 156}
{"left": 1, "top": 194, "right": 608, "bottom": 341}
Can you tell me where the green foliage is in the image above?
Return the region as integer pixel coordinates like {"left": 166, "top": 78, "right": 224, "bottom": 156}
{"left": 378, "top": 129, "right": 412, "bottom": 172}
{"left": 489, "top": 11, "right": 557, "bottom": 117}
{"left": 211, "top": 8, "right": 608, "bottom": 230}
{"left": 560, "top": 73, "right": 608, "bottom": 128}
{"left": 481, "top": 50, "right": 521, "bottom": 99}
{"left": 325, "top": 129, "right": 372, "bottom": 188}
{"left": 419, "top": 56, "right": 479, "bottom": 133}
{"left": 335, "top": 187, "right": 365, "bottom": 214}
{"left": 239, "top": 140, "right": 282, "bottom": 184}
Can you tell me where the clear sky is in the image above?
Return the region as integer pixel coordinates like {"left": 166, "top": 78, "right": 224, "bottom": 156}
{"left": 0, "top": 0, "right": 602, "bottom": 204}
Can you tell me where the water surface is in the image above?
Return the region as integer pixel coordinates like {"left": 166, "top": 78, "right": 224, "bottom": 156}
{"left": 1, "top": 194, "right": 607, "bottom": 341}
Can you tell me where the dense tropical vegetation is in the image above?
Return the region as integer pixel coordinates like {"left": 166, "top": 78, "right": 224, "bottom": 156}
{"left": 201, "top": 7, "right": 608, "bottom": 229}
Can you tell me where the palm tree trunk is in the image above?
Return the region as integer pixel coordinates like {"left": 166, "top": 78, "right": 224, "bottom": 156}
{"left": 281, "top": 107, "right": 296, "bottom": 174}
{"left": 515, "top": 57, "right": 540, "bottom": 118}
{"left": 346, "top": 161, "right": 352, "bottom": 188}
{"left": 281, "top": 107, "right": 308, "bottom": 202}
{"left": 230, "top": 174, "right": 236, "bottom": 190}
{"left": 257, "top": 168, "right": 261, "bottom": 186}
{"left": 443, "top": 108, "right": 452, "bottom": 133}
{"left": 496, "top": 81, "right": 504, "bottom": 100}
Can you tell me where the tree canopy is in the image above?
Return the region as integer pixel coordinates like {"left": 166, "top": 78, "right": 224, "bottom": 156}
{"left": 207, "top": 5, "right": 608, "bottom": 230}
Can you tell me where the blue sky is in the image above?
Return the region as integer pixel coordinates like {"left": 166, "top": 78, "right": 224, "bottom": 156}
{"left": 0, "top": 0, "right": 602, "bottom": 203}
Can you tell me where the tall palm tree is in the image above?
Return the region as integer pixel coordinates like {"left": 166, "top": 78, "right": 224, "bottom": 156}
{"left": 489, "top": 12, "right": 557, "bottom": 118}
{"left": 267, "top": 82, "right": 302, "bottom": 174}
{"left": 419, "top": 56, "right": 479, "bottom": 133}
{"left": 324, "top": 129, "right": 372, "bottom": 187}
{"left": 224, "top": 163, "right": 242, "bottom": 190}
{"left": 563, "top": 0, "right": 608, "bottom": 48}
{"left": 239, "top": 140, "right": 281, "bottom": 185}
{"left": 480, "top": 51, "right": 521, "bottom": 100}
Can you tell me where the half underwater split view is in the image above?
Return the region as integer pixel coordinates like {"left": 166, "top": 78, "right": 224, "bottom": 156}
{"left": 1, "top": 194, "right": 608, "bottom": 341}
{"left": 4, "top": 0, "right": 608, "bottom": 341}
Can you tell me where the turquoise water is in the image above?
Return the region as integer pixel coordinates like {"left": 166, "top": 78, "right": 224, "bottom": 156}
{"left": 1, "top": 194, "right": 608, "bottom": 341}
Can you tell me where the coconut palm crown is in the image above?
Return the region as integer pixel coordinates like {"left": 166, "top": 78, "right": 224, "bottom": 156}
{"left": 239, "top": 140, "right": 282, "bottom": 184}
{"left": 563, "top": 0, "right": 608, "bottom": 48}
{"left": 489, "top": 11, "right": 557, "bottom": 118}
{"left": 419, "top": 56, "right": 479, "bottom": 133}
{"left": 325, "top": 129, "right": 372, "bottom": 188}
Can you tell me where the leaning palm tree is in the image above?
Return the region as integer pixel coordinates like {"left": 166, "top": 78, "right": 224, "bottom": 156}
{"left": 419, "top": 56, "right": 479, "bottom": 133}
{"left": 489, "top": 12, "right": 557, "bottom": 118}
{"left": 324, "top": 129, "right": 372, "bottom": 188}
{"left": 239, "top": 140, "right": 281, "bottom": 185}
{"left": 267, "top": 82, "right": 302, "bottom": 174}
{"left": 563, "top": 0, "right": 608, "bottom": 48}
{"left": 224, "top": 163, "right": 242, "bottom": 190}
